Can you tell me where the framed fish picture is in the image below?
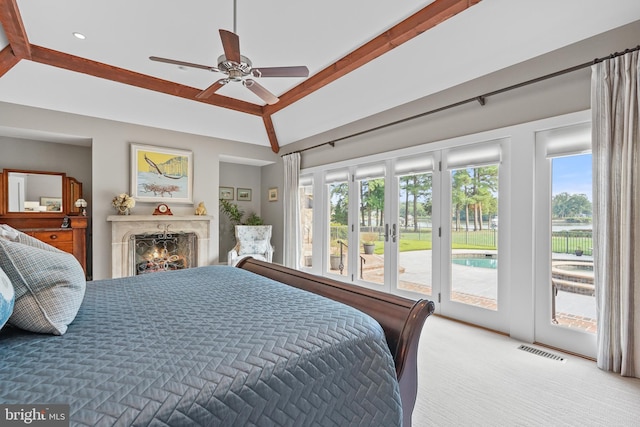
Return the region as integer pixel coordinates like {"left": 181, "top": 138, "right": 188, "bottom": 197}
{"left": 130, "top": 143, "right": 193, "bottom": 204}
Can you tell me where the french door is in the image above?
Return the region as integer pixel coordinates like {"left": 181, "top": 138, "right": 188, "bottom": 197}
{"left": 350, "top": 158, "right": 433, "bottom": 296}
{"left": 321, "top": 141, "right": 509, "bottom": 332}
{"left": 534, "top": 123, "right": 596, "bottom": 358}
{"left": 394, "top": 154, "right": 437, "bottom": 301}
{"left": 437, "top": 141, "right": 508, "bottom": 331}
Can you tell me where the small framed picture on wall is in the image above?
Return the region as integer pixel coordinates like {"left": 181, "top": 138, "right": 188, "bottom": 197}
{"left": 237, "top": 188, "right": 252, "bottom": 201}
{"left": 219, "top": 187, "right": 234, "bottom": 200}
{"left": 268, "top": 187, "right": 278, "bottom": 202}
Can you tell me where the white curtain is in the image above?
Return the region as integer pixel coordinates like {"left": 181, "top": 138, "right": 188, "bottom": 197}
{"left": 591, "top": 49, "right": 640, "bottom": 378}
{"left": 283, "top": 153, "right": 301, "bottom": 268}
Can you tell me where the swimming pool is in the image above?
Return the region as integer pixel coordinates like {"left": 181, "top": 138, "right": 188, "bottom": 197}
{"left": 451, "top": 257, "right": 498, "bottom": 269}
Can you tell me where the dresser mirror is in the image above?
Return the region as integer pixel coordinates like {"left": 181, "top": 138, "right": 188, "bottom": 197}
{"left": 0, "top": 169, "right": 83, "bottom": 216}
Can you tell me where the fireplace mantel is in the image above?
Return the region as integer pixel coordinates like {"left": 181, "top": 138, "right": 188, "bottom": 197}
{"left": 108, "top": 215, "right": 212, "bottom": 278}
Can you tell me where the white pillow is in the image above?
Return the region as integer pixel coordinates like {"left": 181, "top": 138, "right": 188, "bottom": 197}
{"left": 239, "top": 239, "right": 269, "bottom": 255}
{"left": 0, "top": 235, "right": 85, "bottom": 335}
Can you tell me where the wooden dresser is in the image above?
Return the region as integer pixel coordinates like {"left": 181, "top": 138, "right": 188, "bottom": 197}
{"left": 3, "top": 216, "right": 88, "bottom": 275}
{"left": 0, "top": 170, "right": 89, "bottom": 277}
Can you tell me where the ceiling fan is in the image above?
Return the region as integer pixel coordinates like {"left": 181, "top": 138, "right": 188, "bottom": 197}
{"left": 149, "top": 11, "right": 309, "bottom": 105}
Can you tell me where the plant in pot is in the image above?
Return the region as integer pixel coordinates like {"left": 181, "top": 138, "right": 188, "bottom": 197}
{"left": 361, "top": 232, "right": 377, "bottom": 255}
{"left": 574, "top": 246, "right": 584, "bottom": 256}
{"left": 219, "top": 199, "right": 265, "bottom": 248}
{"left": 219, "top": 199, "right": 264, "bottom": 227}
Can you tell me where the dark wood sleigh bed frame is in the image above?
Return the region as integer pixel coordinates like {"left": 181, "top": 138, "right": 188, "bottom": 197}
{"left": 236, "top": 258, "right": 435, "bottom": 426}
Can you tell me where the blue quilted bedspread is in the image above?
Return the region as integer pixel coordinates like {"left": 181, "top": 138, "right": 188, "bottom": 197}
{"left": 0, "top": 266, "right": 402, "bottom": 426}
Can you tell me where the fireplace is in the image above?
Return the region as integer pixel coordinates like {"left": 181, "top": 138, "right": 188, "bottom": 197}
{"left": 131, "top": 231, "right": 197, "bottom": 275}
{"left": 108, "top": 215, "right": 212, "bottom": 278}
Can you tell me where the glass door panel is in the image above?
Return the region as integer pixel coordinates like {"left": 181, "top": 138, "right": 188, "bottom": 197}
{"left": 397, "top": 172, "right": 433, "bottom": 296}
{"left": 299, "top": 181, "right": 314, "bottom": 269}
{"left": 550, "top": 154, "right": 595, "bottom": 333}
{"left": 535, "top": 122, "right": 596, "bottom": 358}
{"left": 327, "top": 181, "right": 349, "bottom": 277}
{"left": 450, "top": 165, "right": 499, "bottom": 310}
{"left": 357, "top": 177, "right": 385, "bottom": 287}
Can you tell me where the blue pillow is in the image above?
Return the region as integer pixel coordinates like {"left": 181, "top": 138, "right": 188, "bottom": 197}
{"left": 0, "top": 267, "right": 15, "bottom": 330}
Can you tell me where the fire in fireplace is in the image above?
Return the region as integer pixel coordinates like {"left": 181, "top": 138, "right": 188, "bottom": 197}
{"left": 131, "top": 231, "right": 197, "bottom": 275}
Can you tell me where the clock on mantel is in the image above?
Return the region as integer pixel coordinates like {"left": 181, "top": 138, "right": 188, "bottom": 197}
{"left": 153, "top": 203, "right": 173, "bottom": 215}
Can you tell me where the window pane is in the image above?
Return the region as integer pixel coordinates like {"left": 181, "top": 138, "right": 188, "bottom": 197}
{"left": 328, "top": 182, "right": 349, "bottom": 276}
{"left": 450, "top": 166, "right": 499, "bottom": 310}
{"left": 358, "top": 177, "right": 385, "bottom": 286}
{"left": 550, "top": 154, "right": 595, "bottom": 333}
{"left": 300, "top": 183, "right": 313, "bottom": 268}
{"left": 398, "top": 173, "right": 433, "bottom": 296}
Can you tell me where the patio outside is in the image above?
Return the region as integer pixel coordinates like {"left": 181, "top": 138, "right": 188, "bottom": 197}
{"left": 325, "top": 226, "right": 596, "bottom": 334}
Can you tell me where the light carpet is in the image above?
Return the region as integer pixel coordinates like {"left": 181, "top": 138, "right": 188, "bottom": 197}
{"left": 413, "top": 315, "right": 640, "bottom": 426}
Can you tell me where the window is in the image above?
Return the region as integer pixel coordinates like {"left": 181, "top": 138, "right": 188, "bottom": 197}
{"left": 299, "top": 176, "right": 314, "bottom": 268}
{"left": 535, "top": 121, "right": 596, "bottom": 357}
{"left": 395, "top": 154, "right": 435, "bottom": 296}
{"left": 326, "top": 169, "right": 349, "bottom": 276}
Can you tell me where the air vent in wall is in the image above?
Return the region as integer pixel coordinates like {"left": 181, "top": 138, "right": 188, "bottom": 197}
{"left": 517, "top": 345, "right": 566, "bottom": 362}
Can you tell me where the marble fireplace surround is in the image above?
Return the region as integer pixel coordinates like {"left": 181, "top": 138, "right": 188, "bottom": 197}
{"left": 107, "top": 215, "right": 212, "bottom": 278}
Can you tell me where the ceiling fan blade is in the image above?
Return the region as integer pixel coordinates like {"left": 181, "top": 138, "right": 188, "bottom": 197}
{"left": 244, "top": 79, "right": 279, "bottom": 105}
{"left": 196, "top": 79, "right": 227, "bottom": 99}
{"left": 252, "top": 66, "right": 309, "bottom": 78}
{"left": 219, "top": 29, "right": 241, "bottom": 63}
{"left": 149, "top": 56, "right": 217, "bottom": 71}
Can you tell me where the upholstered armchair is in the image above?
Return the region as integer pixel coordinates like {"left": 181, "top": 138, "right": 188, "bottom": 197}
{"left": 227, "top": 225, "right": 274, "bottom": 266}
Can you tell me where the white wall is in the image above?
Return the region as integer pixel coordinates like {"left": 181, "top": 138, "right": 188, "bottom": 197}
{"left": 0, "top": 103, "right": 278, "bottom": 279}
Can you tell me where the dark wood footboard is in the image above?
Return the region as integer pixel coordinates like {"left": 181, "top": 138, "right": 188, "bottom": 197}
{"left": 236, "top": 258, "right": 435, "bottom": 427}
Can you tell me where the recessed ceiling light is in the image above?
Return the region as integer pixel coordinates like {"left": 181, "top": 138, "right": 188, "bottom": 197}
{"left": 72, "top": 32, "right": 86, "bottom": 40}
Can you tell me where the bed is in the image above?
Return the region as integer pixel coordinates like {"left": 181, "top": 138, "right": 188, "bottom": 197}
{"left": 0, "top": 238, "right": 434, "bottom": 427}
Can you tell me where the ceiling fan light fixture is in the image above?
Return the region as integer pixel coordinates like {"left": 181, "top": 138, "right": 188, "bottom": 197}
{"left": 217, "top": 54, "right": 252, "bottom": 75}
{"left": 149, "top": 13, "right": 307, "bottom": 106}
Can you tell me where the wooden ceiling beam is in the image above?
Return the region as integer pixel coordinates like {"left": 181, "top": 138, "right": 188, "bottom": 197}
{"left": 1, "top": 0, "right": 483, "bottom": 153}
{"left": 0, "top": 0, "right": 31, "bottom": 59}
{"left": 264, "top": 0, "right": 482, "bottom": 116}
{"left": 262, "top": 114, "right": 279, "bottom": 153}
{"left": 0, "top": 45, "right": 19, "bottom": 77}
{"left": 29, "top": 45, "right": 264, "bottom": 116}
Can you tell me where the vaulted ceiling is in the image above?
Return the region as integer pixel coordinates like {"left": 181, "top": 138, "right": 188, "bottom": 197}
{"left": 1, "top": 0, "right": 639, "bottom": 153}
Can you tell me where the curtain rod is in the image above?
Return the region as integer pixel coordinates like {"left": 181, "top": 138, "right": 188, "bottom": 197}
{"left": 282, "top": 44, "right": 640, "bottom": 157}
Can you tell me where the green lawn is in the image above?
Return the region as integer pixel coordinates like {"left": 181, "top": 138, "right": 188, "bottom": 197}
{"left": 370, "top": 229, "right": 497, "bottom": 254}
{"left": 551, "top": 234, "right": 593, "bottom": 256}
{"left": 365, "top": 229, "right": 592, "bottom": 255}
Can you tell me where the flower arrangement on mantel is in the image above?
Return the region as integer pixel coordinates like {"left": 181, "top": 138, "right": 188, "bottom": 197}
{"left": 112, "top": 193, "right": 136, "bottom": 215}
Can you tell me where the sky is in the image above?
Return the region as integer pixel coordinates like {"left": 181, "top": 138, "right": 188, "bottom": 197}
{"left": 552, "top": 153, "right": 592, "bottom": 201}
